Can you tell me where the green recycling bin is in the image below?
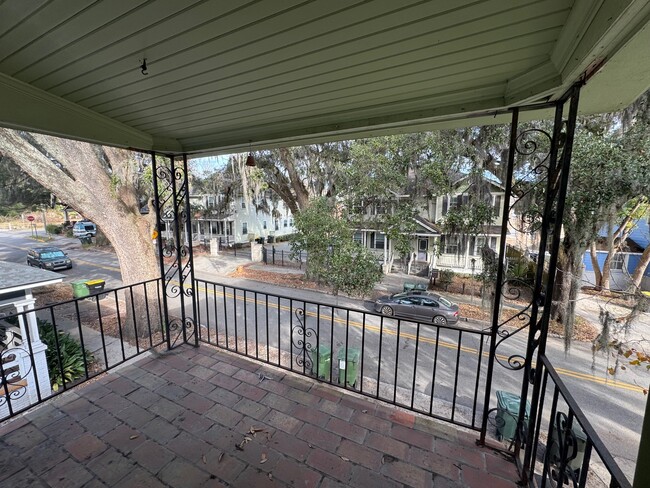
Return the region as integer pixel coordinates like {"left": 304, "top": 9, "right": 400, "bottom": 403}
{"left": 309, "top": 345, "right": 331, "bottom": 380}
{"left": 71, "top": 280, "right": 90, "bottom": 299}
{"left": 337, "top": 348, "right": 360, "bottom": 387}
{"left": 496, "top": 390, "right": 530, "bottom": 441}
{"left": 549, "top": 418, "right": 587, "bottom": 472}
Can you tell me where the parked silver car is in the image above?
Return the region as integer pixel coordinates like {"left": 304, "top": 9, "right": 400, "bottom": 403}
{"left": 374, "top": 291, "right": 459, "bottom": 325}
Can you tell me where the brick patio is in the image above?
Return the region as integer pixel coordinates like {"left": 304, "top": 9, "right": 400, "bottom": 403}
{"left": 0, "top": 344, "right": 519, "bottom": 487}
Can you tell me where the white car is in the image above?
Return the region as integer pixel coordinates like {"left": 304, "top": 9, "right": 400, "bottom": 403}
{"left": 72, "top": 221, "right": 97, "bottom": 238}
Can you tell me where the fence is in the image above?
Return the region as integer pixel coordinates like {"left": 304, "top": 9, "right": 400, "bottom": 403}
{"left": 515, "top": 353, "right": 631, "bottom": 488}
{"left": 194, "top": 278, "right": 491, "bottom": 431}
{"left": 0, "top": 279, "right": 165, "bottom": 421}
{"left": 261, "top": 247, "right": 307, "bottom": 269}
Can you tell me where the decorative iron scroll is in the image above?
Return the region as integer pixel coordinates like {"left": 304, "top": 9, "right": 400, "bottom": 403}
{"left": 0, "top": 346, "right": 31, "bottom": 407}
{"left": 492, "top": 278, "right": 535, "bottom": 370}
{"left": 545, "top": 412, "right": 580, "bottom": 487}
{"left": 152, "top": 153, "right": 198, "bottom": 349}
{"left": 291, "top": 308, "right": 317, "bottom": 371}
{"left": 508, "top": 128, "right": 553, "bottom": 234}
{"left": 168, "top": 317, "right": 196, "bottom": 348}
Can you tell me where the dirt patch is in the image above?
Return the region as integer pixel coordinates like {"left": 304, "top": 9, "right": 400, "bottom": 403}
{"left": 549, "top": 316, "right": 599, "bottom": 342}
{"left": 230, "top": 264, "right": 322, "bottom": 291}
{"left": 581, "top": 287, "right": 635, "bottom": 309}
{"left": 33, "top": 283, "right": 73, "bottom": 307}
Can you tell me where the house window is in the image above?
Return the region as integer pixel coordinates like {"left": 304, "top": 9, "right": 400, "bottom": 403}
{"left": 241, "top": 198, "right": 246, "bottom": 209}
{"left": 441, "top": 235, "right": 461, "bottom": 254}
{"left": 284, "top": 219, "right": 288, "bottom": 228}
{"left": 611, "top": 253, "right": 625, "bottom": 270}
{"left": 353, "top": 231, "right": 363, "bottom": 244}
{"left": 489, "top": 236, "right": 497, "bottom": 250}
{"left": 263, "top": 221, "right": 267, "bottom": 230}
{"left": 469, "top": 237, "right": 486, "bottom": 256}
{"left": 370, "top": 232, "right": 385, "bottom": 249}
{"left": 275, "top": 220, "right": 279, "bottom": 231}
{"left": 242, "top": 222, "right": 248, "bottom": 235}
{"left": 289, "top": 218, "right": 294, "bottom": 227}
{"left": 493, "top": 195, "right": 502, "bottom": 217}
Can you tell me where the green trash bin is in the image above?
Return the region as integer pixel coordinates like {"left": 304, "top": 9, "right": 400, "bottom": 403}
{"left": 309, "top": 345, "right": 331, "bottom": 380}
{"left": 496, "top": 390, "right": 530, "bottom": 441}
{"left": 549, "top": 418, "right": 588, "bottom": 472}
{"left": 337, "top": 348, "right": 360, "bottom": 387}
{"left": 71, "top": 280, "right": 90, "bottom": 299}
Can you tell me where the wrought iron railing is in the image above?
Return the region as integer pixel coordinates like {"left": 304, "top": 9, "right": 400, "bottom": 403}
{"left": 195, "top": 278, "right": 491, "bottom": 430}
{"left": 0, "top": 278, "right": 165, "bottom": 421}
{"left": 521, "top": 354, "right": 631, "bottom": 488}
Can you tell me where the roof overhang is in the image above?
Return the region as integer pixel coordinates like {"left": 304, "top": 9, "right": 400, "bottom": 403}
{"left": 0, "top": 0, "right": 649, "bottom": 155}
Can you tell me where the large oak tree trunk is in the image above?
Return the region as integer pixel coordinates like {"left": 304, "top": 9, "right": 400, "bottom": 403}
{"left": 0, "top": 129, "right": 160, "bottom": 339}
{"left": 630, "top": 245, "right": 650, "bottom": 292}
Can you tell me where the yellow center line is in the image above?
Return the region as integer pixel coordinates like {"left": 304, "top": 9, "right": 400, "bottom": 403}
{"left": 196, "top": 285, "right": 646, "bottom": 394}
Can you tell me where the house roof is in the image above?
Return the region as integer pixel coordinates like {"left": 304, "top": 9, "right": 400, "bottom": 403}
{"left": 0, "top": 262, "right": 63, "bottom": 297}
{"left": 597, "top": 218, "right": 649, "bottom": 250}
{"left": 1, "top": 1, "right": 649, "bottom": 155}
{"left": 629, "top": 219, "right": 650, "bottom": 250}
{"left": 414, "top": 215, "right": 442, "bottom": 235}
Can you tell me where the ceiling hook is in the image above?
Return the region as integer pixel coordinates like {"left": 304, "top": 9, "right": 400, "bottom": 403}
{"left": 140, "top": 58, "right": 148, "bottom": 76}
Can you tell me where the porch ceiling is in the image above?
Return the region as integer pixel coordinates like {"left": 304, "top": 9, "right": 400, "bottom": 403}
{"left": 0, "top": 0, "right": 649, "bottom": 155}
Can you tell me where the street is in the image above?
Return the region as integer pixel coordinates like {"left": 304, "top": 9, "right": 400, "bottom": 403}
{"left": 1, "top": 229, "right": 647, "bottom": 481}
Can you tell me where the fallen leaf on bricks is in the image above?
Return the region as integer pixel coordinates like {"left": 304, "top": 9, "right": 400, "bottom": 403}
{"left": 268, "top": 473, "right": 273, "bottom": 480}
{"left": 260, "top": 453, "right": 268, "bottom": 464}
{"left": 340, "top": 456, "right": 350, "bottom": 462}
{"left": 129, "top": 435, "right": 139, "bottom": 440}
{"left": 218, "top": 452, "right": 224, "bottom": 462}
{"left": 202, "top": 455, "right": 207, "bottom": 464}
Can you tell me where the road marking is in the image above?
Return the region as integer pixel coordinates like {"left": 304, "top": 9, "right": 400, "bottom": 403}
{"left": 73, "top": 258, "right": 120, "bottom": 273}
{"left": 4, "top": 241, "right": 643, "bottom": 394}
{"left": 195, "top": 284, "right": 647, "bottom": 394}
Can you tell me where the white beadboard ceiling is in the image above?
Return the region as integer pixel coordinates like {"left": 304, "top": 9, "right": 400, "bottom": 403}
{"left": 0, "top": 0, "right": 649, "bottom": 155}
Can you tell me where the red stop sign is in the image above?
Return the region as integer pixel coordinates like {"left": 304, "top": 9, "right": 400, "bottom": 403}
{"left": 26, "top": 215, "right": 35, "bottom": 222}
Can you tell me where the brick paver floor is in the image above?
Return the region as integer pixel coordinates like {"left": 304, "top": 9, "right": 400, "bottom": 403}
{"left": 0, "top": 345, "right": 519, "bottom": 487}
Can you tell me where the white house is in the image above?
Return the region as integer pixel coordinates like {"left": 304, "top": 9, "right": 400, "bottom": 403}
{"left": 356, "top": 174, "right": 506, "bottom": 275}
{"left": 187, "top": 191, "right": 296, "bottom": 245}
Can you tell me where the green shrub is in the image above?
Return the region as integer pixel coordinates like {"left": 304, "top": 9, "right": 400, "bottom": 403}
{"left": 45, "top": 224, "right": 63, "bottom": 234}
{"left": 439, "top": 269, "right": 455, "bottom": 284}
{"left": 37, "top": 319, "right": 93, "bottom": 390}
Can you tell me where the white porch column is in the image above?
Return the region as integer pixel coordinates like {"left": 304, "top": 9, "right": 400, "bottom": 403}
{"left": 14, "top": 297, "right": 52, "bottom": 402}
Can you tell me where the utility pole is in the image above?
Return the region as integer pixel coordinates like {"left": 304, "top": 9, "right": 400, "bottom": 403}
{"left": 41, "top": 205, "right": 47, "bottom": 234}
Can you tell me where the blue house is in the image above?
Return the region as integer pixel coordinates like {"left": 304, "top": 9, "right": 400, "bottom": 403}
{"left": 583, "top": 219, "right": 650, "bottom": 291}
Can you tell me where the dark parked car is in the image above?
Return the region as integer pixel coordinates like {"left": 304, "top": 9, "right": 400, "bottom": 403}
{"left": 27, "top": 247, "right": 72, "bottom": 271}
{"left": 374, "top": 291, "right": 459, "bottom": 325}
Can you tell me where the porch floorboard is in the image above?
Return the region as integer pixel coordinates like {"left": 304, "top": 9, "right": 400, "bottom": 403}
{"left": 0, "top": 344, "right": 518, "bottom": 487}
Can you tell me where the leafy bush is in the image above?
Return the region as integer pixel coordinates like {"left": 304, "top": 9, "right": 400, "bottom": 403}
{"left": 37, "top": 319, "right": 93, "bottom": 390}
{"left": 45, "top": 224, "right": 63, "bottom": 235}
{"left": 439, "top": 269, "right": 455, "bottom": 285}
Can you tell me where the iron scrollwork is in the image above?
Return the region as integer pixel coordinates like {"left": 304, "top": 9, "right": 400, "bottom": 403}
{"left": 168, "top": 317, "right": 196, "bottom": 348}
{"left": 0, "top": 326, "right": 31, "bottom": 408}
{"left": 492, "top": 278, "right": 535, "bottom": 371}
{"left": 291, "top": 308, "right": 317, "bottom": 372}
{"left": 545, "top": 412, "right": 580, "bottom": 487}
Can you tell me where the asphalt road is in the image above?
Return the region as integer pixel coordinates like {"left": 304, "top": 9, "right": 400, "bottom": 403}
{"left": 1, "top": 229, "right": 647, "bottom": 482}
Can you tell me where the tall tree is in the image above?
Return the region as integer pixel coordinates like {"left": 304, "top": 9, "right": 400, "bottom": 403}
{"left": 254, "top": 143, "right": 349, "bottom": 214}
{"left": 552, "top": 115, "right": 650, "bottom": 347}
{"left": 0, "top": 129, "right": 159, "bottom": 337}
{"left": 0, "top": 155, "right": 50, "bottom": 214}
